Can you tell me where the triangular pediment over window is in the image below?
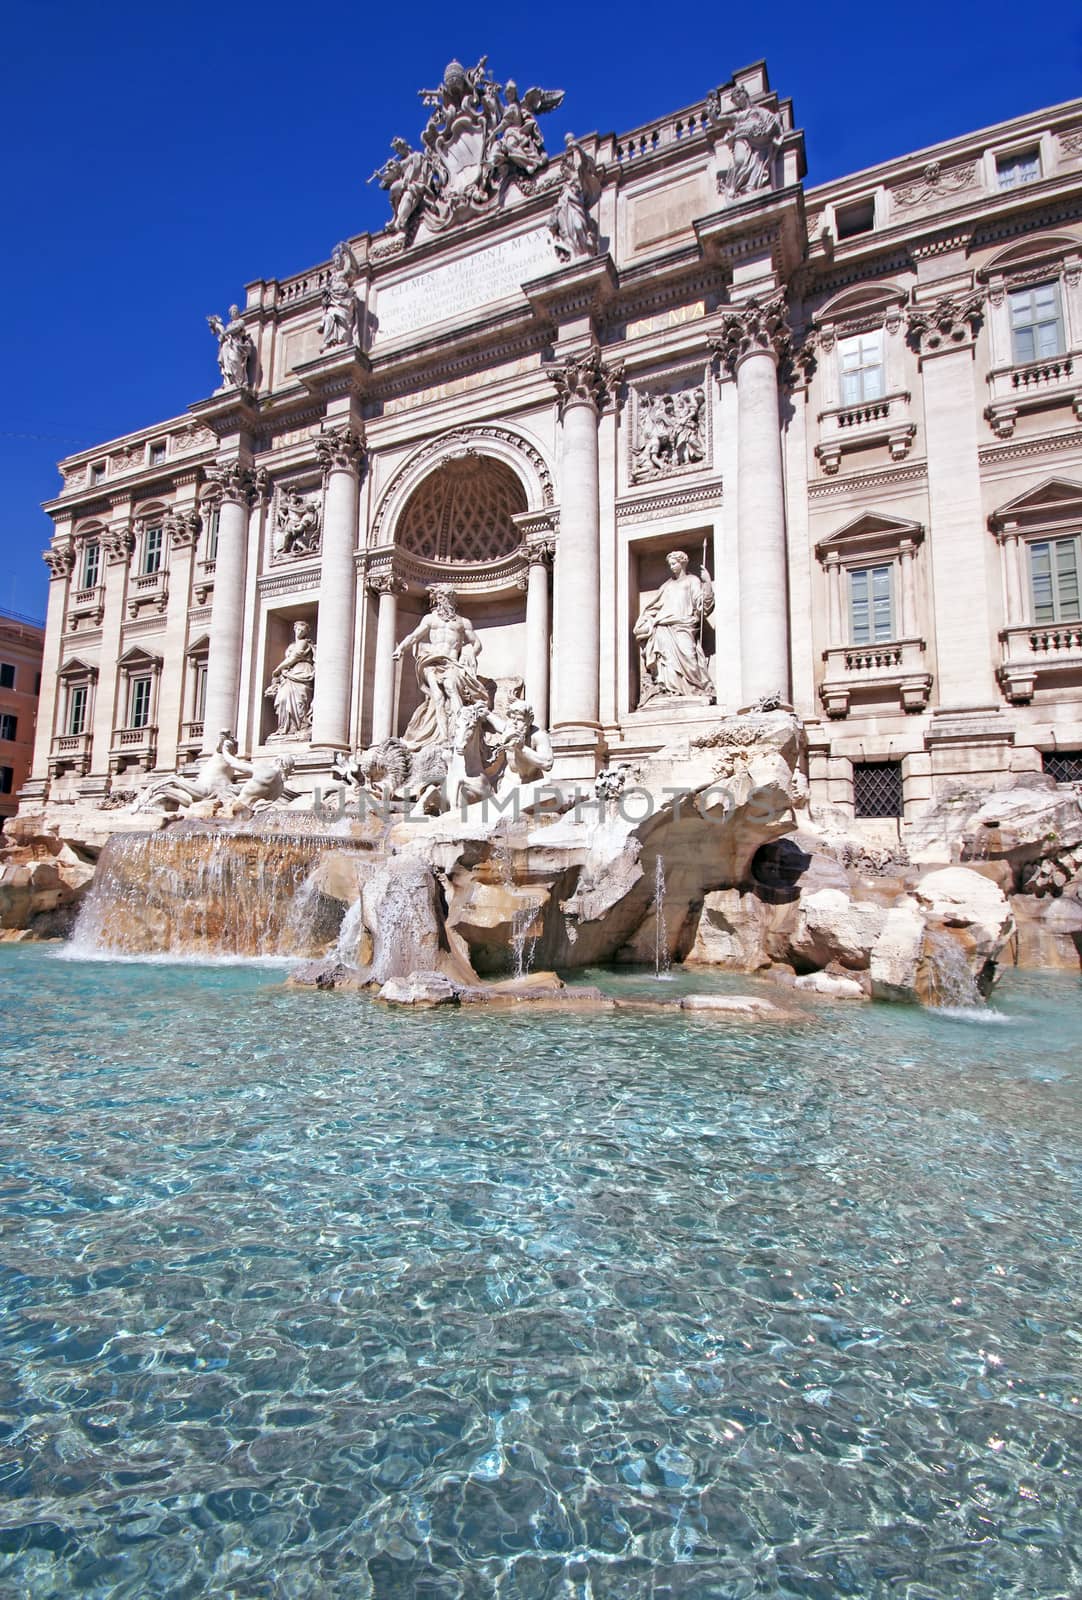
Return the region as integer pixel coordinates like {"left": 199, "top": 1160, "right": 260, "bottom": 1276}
{"left": 185, "top": 633, "right": 210, "bottom": 659}
{"left": 116, "top": 645, "right": 163, "bottom": 671}
{"left": 989, "top": 478, "right": 1082, "bottom": 537}
{"left": 57, "top": 656, "right": 98, "bottom": 681}
{"left": 816, "top": 512, "right": 924, "bottom": 563}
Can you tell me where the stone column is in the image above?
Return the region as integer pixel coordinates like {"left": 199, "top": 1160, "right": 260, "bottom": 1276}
{"left": 523, "top": 540, "right": 554, "bottom": 729}
{"left": 546, "top": 348, "right": 621, "bottom": 758}
{"left": 88, "top": 521, "right": 135, "bottom": 782}
{"left": 31, "top": 543, "right": 76, "bottom": 786}
{"left": 907, "top": 293, "right": 993, "bottom": 703}
{"left": 201, "top": 463, "right": 254, "bottom": 752}
{"left": 898, "top": 538, "right": 918, "bottom": 637}
{"left": 156, "top": 508, "right": 202, "bottom": 771}
{"left": 1001, "top": 532, "right": 1025, "bottom": 627}
{"left": 367, "top": 571, "right": 405, "bottom": 744}
{"left": 715, "top": 297, "right": 792, "bottom": 706}
{"left": 825, "top": 553, "right": 844, "bottom": 646}
{"left": 311, "top": 425, "right": 365, "bottom": 750}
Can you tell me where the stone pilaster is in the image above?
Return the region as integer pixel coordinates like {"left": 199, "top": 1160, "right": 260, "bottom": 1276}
{"left": 310, "top": 424, "right": 365, "bottom": 750}
{"left": 906, "top": 293, "right": 993, "bottom": 704}
{"left": 521, "top": 540, "right": 555, "bottom": 730}
{"left": 31, "top": 542, "right": 75, "bottom": 785}
{"left": 713, "top": 297, "right": 792, "bottom": 706}
{"left": 546, "top": 346, "right": 622, "bottom": 770}
{"left": 200, "top": 462, "right": 255, "bottom": 752}
{"left": 89, "top": 521, "right": 135, "bottom": 781}
{"left": 155, "top": 507, "right": 202, "bottom": 771}
{"left": 367, "top": 570, "right": 406, "bottom": 744}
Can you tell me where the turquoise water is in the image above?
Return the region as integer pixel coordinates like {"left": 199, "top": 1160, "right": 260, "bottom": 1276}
{"left": 1, "top": 946, "right": 1080, "bottom": 1600}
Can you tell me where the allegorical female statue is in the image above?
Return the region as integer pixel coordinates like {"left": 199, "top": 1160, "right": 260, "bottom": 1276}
{"left": 207, "top": 305, "right": 256, "bottom": 391}
{"left": 265, "top": 620, "right": 315, "bottom": 739}
{"left": 633, "top": 550, "right": 715, "bottom": 705}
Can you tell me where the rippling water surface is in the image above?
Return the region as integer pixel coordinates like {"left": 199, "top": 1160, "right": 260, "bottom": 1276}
{"left": 1, "top": 946, "right": 1080, "bottom": 1599}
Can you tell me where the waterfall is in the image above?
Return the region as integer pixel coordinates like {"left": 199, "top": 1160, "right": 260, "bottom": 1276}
{"left": 333, "top": 898, "right": 366, "bottom": 966}
{"left": 510, "top": 902, "right": 540, "bottom": 982}
{"left": 68, "top": 824, "right": 343, "bottom": 960}
{"left": 654, "top": 853, "right": 672, "bottom": 979}
{"left": 921, "top": 929, "right": 983, "bottom": 1009}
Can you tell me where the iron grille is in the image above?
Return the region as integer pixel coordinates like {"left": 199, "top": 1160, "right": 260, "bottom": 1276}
{"left": 1043, "top": 750, "right": 1082, "bottom": 785}
{"left": 853, "top": 760, "right": 903, "bottom": 818}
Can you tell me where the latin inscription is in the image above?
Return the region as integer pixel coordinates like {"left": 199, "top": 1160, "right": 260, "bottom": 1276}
{"left": 374, "top": 229, "right": 556, "bottom": 340}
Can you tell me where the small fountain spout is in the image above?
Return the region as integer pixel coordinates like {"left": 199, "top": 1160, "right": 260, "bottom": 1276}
{"left": 654, "top": 853, "right": 671, "bottom": 980}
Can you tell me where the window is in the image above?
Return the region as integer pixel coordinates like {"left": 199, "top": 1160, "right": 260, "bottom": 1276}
{"left": 1009, "top": 282, "right": 1064, "bottom": 365}
{"left": 853, "top": 760, "right": 903, "bottom": 819}
{"left": 836, "top": 197, "right": 875, "bottom": 239}
{"left": 194, "top": 662, "right": 208, "bottom": 721}
{"left": 149, "top": 440, "right": 167, "bottom": 465}
{"left": 142, "top": 524, "right": 163, "bottom": 576}
{"left": 1043, "top": 750, "right": 1082, "bottom": 785}
{"left": 0, "top": 663, "right": 13, "bottom": 690}
{"left": 1029, "top": 536, "right": 1080, "bottom": 624}
{"left": 129, "top": 676, "right": 152, "bottom": 730}
{"left": 0, "top": 714, "right": 17, "bottom": 741}
{"left": 838, "top": 330, "right": 884, "bottom": 407}
{"left": 996, "top": 148, "right": 1041, "bottom": 190}
{"left": 81, "top": 541, "right": 100, "bottom": 589}
{"left": 0, "top": 767, "right": 13, "bottom": 795}
{"left": 849, "top": 563, "right": 895, "bottom": 644}
{"left": 206, "top": 507, "right": 220, "bottom": 561}
{"left": 68, "top": 685, "right": 88, "bottom": 736}
{"left": 90, "top": 461, "right": 106, "bottom": 484}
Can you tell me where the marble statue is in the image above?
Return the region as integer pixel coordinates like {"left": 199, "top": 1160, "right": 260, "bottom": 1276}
{"left": 708, "top": 84, "right": 783, "bottom": 199}
{"left": 373, "top": 59, "right": 564, "bottom": 239}
{"left": 633, "top": 385, "right": 706, "bottom": 478}
{"left": 633, "top": 550, "right": 715, "bottom": 705}
{"left": 319, "top": 242, "right": 361, "bottom": 350}
{"left": 394, "top": 585, "right": 489, "bottom": 750}
{"left": 234, "top": 754, "right": 296, "bottom": 813}
{"left": 486, "top": 696, "right": 553, "bottom": 794}
{"left": 275, "top": 489, "right": 322, "bottom": 557}
{"left": 549, "top": 135, "right": 602, "bottom": 262}
{"left": 265, "top": 620, "right": 315, "bottom": 739}
{"left": 207, "top": 305, "right": 257, "bottom": 391}
{"left": 334, "top": 739, "right": 449, "bottom": 813}
{"left": 370, "top": 138, "right": 432, "bottom": 236}
{"left": 133, "top": 731, "right": 252, "bottom": 813}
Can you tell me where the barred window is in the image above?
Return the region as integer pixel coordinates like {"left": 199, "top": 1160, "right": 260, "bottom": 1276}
{"left": 853, "top": 760, "right": 903, "bottom": 818}
{"left": 1042, "top": 751, "right": 1082, "bottom": 786}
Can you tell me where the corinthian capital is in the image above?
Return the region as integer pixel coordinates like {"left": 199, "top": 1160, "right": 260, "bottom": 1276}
{"left": 204, "top": 462, "right": 256, "bottom": 506}
{"left": 545, "top": 345, "right": 624, "bottom": 415}
{"left": 521, "top": 537, "right": 556, "bottom": 566}
{"left": 164, "top": 509, "right": 203, "bottom": 548}
{"left": 367, "top": 570, "right": 406, "bottom": 598}
{"left": 314, "top": 424, "right": 366, "bottom": 479}
{"left": 43, "top": 544, "right": 76, "bottom": 580}
{"left": 711, "top": 296, "right": 792, "bottom": 373}
{"left": 905, "top": 293, "right": 984, "bottom": 356}
{"left": 102, "top": 526, "right": 135, "bottom": 564}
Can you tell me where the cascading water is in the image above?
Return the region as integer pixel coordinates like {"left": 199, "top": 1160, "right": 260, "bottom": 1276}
{"left": 510, "top": 902, "right": 540, "bottom": 981}
{"left": 921, "top": 928, "right": 983, "bottom": 1010}
{"left": 68, "top": 823, "right": 343, "bottom": 959}
{"left": 654, "top": 853, "right": 672, "bottom": 979}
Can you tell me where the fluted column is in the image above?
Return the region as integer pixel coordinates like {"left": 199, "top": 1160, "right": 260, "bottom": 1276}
{"left": 367, "top": 571, "right": 405, "bottom": 744}
{"left": 201, "top": 463, "right": 255, "bottom": 752}
{"left": 523, "top": 540, "right": 555, "bottom": 729}
{"left": 546, "top": 347, "right": 621, "bottom": 749}
{"left": 310, "top": 425, "right": 365, "bottom": 750}
{"left": 715, "top": 298, "right": 792, "bottom": 705}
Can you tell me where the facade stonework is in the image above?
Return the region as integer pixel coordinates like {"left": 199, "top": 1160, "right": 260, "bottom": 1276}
{"left": 23, "top": 62, "right": 1082, "bottom": 820}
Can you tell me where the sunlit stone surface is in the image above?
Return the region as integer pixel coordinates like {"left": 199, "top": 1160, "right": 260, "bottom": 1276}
{"left": 1, "top": 946, "right": 1079, "bottom": 1598}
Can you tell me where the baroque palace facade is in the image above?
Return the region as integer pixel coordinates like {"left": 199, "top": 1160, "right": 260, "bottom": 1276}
{"left": 23, "top": 60, "right": 1082, "bottom": 819}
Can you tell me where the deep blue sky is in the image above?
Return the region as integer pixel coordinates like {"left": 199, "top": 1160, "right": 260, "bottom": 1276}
{"left": 3, "top": 0, "right": 1080, "bottom": 622}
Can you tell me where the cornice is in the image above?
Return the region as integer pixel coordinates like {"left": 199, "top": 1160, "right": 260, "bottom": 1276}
{"left": 616, "top": 480, "right": 723, "bottom": 521}
{"left": 807, "top": 461, "right": 928, "bottom": 498}
{"left": 978, "top": 430, "right": 1082, "bottom": 469}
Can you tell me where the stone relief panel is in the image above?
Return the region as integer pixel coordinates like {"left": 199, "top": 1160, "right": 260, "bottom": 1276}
{"left": 270, "top": 484, "right": 324, "bottom": 563}
{"left": 628, "top": 370, "right": 710, "bottom": 485}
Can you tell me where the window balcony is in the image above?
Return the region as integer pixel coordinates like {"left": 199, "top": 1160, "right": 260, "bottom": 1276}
{"left": 67, "top": 584, "right": 104, "bottom": 631}
{"left": 815, "top": 391, "right": 916, "bottom": 476}
{"left": 985, "top": 352, "right": 1082, "bottom": 438}
{"left": 126, "top": 570, "right": 168, "bottom": 618}
{"left": 49, "top": 731, "right": 92, "bottom": 776}
{"left": 819, "top": 636, "right": 932, "bottom": 718}
{"left": 108, "top": 724, "right": 158, "bottom": 774}
{"left": 178, "top": 720, "right": 205, "bottom": 755}
{"left": 997, "top": 622, "right": 1082, "bottom": 703}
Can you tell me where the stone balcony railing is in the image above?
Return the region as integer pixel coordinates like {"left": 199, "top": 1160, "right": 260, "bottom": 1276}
{"left": 985, "top": 352, "right": 1082, "bottom": 438}
{"left": 178, "top": 720, "right": 205, "bottom": 754}
{"left": 109, "top": 724, "right": 158, "bottom": 774}
{"left": 815, "top": 391, "right": 916, "bottom": 475}
{"left": 48, "top": 731, "right": 92, "bottom": 775}
{"left": 997, "top": 621, "right": 1082, "bottom": 703}
{"left": 819, "top": 636, "right": 932, "bottom": 718}
{"left": 127, "top": 571, "right": 168, "bottom": 618}
{"left": 67, "top": 584, "right": 104, "bottom": 631}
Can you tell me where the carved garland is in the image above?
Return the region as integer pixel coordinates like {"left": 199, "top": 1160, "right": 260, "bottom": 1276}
{"left": 905, "top": 293, "right": 984, "bottom": 355}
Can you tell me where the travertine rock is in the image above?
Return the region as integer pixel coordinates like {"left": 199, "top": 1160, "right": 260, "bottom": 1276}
{"left": 869, "top": 902, "right": 927, "bottom": 1002}
{"left": 378, "top": 971, "right": 459, "bottom": 1006}
{"left": 793, "top": 971, "right": 866, "bottom": 1000}
{"left": 788, "top": 887, "right": 885, "bottom": 971}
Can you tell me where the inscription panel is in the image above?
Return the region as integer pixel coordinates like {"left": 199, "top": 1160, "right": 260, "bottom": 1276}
{"left": 374, "top": 229, "right": 555, "bottom": 340}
